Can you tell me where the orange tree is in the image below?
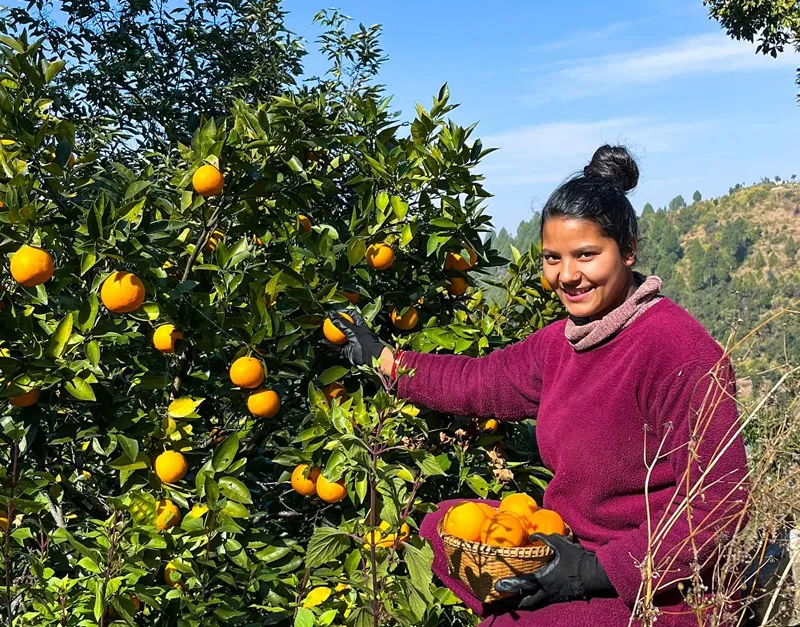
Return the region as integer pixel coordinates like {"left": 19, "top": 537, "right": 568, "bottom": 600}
{"left": 0, "top": 13, "right": 562, "bottom": 627}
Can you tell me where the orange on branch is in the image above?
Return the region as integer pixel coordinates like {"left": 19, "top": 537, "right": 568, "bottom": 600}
{"left": 247, "top": 388, "right": 280, "bottom": 418}
{"left": 322, "top": 312, "right": 353, "bottom": 345}
{"left": 391, "top": 306, "right": 418, "bottom": 331}
{"left": 291, "top": 464, "right": 320, "bottom": 496}
{"left": 229, "top": 356, "right": 266, "bottom": 389}
{"left": 154, "top": 451, "right": 188, "bottom": 484}
{"left": 316, "top": 473, "right": 347, "bottom": 503}
{"left": 480, "top": 419, "right": 499, "bottom": 433}
{"left": 447, "top": 277, "right": 468, "bottom": 296}
{"left": 366, "top": 243, "right": 394, "bottom": 270}
{"left": 204, "top": 229, "right": 225, "bottom": 252}
{"left": 482, "top": 511, "right": 528, "bottom": 547}
{"left": 10, "top": 245, "right": 54, "bottom": 287}
{"left": 0, "top": 511, "right": 8, "bottom": 531}
{"left": 153, "top": 324, "right": 183, "bottom": 353}
{"left": 442, "top": 502, "right": 489, "bottom": 542}
{"left": 541, "top": 275, "right": 553, "bottom": 292}
{"left": 298, "top": 214, "right": 312, "bottom": 232}
{"left": 322, "top": 382, "right": 348, "bottom": 404}
{"left": 155, "top": 499, "right": 181, "bottom": 531}
{"left": 163, "top": 562, "right": 183, "bottom": 588}
{"left": 342, "top": 291, "right": 360, "bottom": 305}
{"left": 444, "top": 247, "right": 477, "bottom": 271}
{"left": 192, "top": 164, "right": 224, "bottom": 196}
{"left": 101, "top": 271, "right": 145, "bottom": 313}
{"left": 10, "top": 387, "right": 41, "bottom": 407}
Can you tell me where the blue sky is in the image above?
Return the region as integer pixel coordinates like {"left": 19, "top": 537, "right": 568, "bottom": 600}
{"left": 284, "top": 1, "right": 800, "bottom": 235}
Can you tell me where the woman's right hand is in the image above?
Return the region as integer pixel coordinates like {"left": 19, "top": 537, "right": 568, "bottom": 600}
{"left": 325, "top": 310, "right": 389, "bottom": 369}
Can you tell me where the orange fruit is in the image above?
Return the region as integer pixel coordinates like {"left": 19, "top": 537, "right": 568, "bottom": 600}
{"left": 442, "top": 502, "right": 489, "bottom": 542}
{"left": 204, "top": 229, "right": 225, "bottom": 252}
{"left": 155, "top": 499, "right": 181, "bottom": 530}
{"left": 482, "top": 511, "right": 528, "bottom": 547}
{"left": 229, "top": 356, "right": 265, "bottom": 388}
{"left": 291, "top": 464, "right": 320, "bottom": 496}
{"left": 498, "top": 493, "right": 539, "bottom": 531}
{"left": 66, "top": 152, "right": 76, "bottom": 169}
{"left": 164, "top": 562, "right": 183, "bottom": 588}
{"left": 153, "top": 324, "right": 183, "bottom": 353}
{"left": 447, "top": 277, "right": 468, "bottom": 296}
{"left": 527, "top": 509, "right": 567, "bottom": 538}
{"left": 391, "top": 306, "right": 418, "bottom": 331}
{"left": 192, "top": 164, "right": 224, "bottom": 196}
{"left": 10, "top": 245, "right": 54, "bottom": 287}
{"left": 541, "top": 275, "right": 553, "bottom": 292}
{"left": 298, "top": 214, "right": 312, "bottom": 232}
{"left": 101, "top": 271, "right": 145, "bottom": 313}
{"left": 366, "top": 243, "right": 394, "bottom": 270}
{"left": 444, "top": 248, "right": 477, "bottom": 271}
{"left": 0, "top": 511, "right": 8, "bottom": 531}
{"left": 343, "top": 291, "right": 360, "bottom": 305}
{"left": 480, "top": 419, "right": 499, "bottom": 433}
{"left": 154, "top": 451, "right": 188, "bottom": 484}
{"left": 247, "top": 388, "right": 280, "bottom": 418}
{"left": 322, "top": 312, "right": 353, "bottom": 345}
{"left": 322, "top": 382, "right": 349, "bottom": 404}
{"left": 365, "top": 520, "right": 412, "bottom": 549}
{"left": 11, "top": 387, "right": 40, "bottom": 407}
{"left": 477, "top": 502, "right": 497, "bottom": 519}
{"left": 316, "top": 473, "right": 347, "bottom": 503}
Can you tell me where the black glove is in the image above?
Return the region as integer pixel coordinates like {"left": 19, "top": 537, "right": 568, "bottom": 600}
{"left": 324, "top": 309, "right": 387, "bottom": 367}
{"left": 494, "top": 534, "right": 615, "bottom": 609}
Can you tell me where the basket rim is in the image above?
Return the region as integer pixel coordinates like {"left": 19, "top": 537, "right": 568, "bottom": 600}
{"left": 437, "top": 519, "right": 561, "bottom": 558}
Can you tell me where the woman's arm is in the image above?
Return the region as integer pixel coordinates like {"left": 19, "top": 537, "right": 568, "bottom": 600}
{"left": 393, "top": 332, "right": 545, "bottom": 421}
{"left": 594, "top": 357, "right": 750, "bottom": 608}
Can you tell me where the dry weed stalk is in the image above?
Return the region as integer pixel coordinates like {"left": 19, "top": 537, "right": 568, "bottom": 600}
{"left": 630, "top": 302, "right": 800, "bottom": 627}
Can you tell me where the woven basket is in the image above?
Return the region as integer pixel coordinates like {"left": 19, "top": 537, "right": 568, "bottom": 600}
{"left": 438, "top": 519, "right": 570, "bottom": 603}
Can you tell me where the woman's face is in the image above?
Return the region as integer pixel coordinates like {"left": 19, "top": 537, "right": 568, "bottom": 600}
{"left": 541, "top": 216, "right": 636, "bottom": 321}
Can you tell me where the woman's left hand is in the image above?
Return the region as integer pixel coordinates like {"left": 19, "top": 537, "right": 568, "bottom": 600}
{"left": 494, "top": 534, "right": 615, "bottom": 609}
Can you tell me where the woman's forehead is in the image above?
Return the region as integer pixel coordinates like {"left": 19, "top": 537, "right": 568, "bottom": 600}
{"left": 542, "top": 216, "right": 606, "bottom": 241}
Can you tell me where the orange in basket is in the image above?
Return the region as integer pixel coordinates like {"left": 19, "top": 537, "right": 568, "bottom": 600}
{"left": 438, "top": 500, "right": 570, "bottom": 603}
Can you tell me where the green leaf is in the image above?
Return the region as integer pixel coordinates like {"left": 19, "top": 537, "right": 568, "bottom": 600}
{"left": 347, "top": 238, "right": 366, "bottom": 266}
{"left": 124, "top": 180, "right": 151, "bottom": 200}
{"left": 0, "top": 35, "right": 25, "bottom": 53}
{"left": 430, "top": 217, "right": 456, "bottom": 228}
{"left": 319, "top": 366, "right": 348, "bottom": 386}
{"left": 305, "top": 527, "right": 349, "bottom": 568}
{"left": 118, "top": 435, "right": 139, "bottom": 463}
{"left": 466, "top": 474, "right": 489, "bottom": 498}
{"left": 48, "top": 313, "right": 73, "bottom": 359}
{"left": 415, "top": 452, "right": 445, "bottom": 477}
{"left": 426, "top": 233, "right": 448, "bottom": 257}
{"left": 510, "top": 245, "right": 521, "bottom": 264}
{"left": 65, "top": 377, "right": 95, "bottom": 401}
{"left": 286, "top": 156, "right": 304, "bottom": 172}
{"left": 212, "top": 433, "right": 240, "bottom": 472}
{"left": 376, "top": 191, "right": 389, "bottom": 211}
{"left": 80, "top": 252, "right": 97, "bottom": 276}
{"left": 404, "top": 542, "right": 434, "bottom": 601}
{"left": 219, "top": 477, "right": 252, "bottom": 504}
{"left": 94, "top": 584, "right": 104, "bottom": 621}
{"left": 77, "top": 556, "right": 102, "bottom": 574}
{"left": 294, "top": 607, "right": 314, "bottom": 627}
{"left": 77, "top": 294, "right": 99, "bottom": 332}
{"left": 390, "top": 195, "right": 408, "bottom": 220}
{"left": 220, "top": 501, "right": 250, "bottom": 518}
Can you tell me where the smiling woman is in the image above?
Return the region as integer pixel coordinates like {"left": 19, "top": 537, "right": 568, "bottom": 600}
{"left": 328, "top": 145, "right": 750, "bottom": 627}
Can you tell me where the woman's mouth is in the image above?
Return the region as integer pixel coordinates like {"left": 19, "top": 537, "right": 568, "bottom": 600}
{"left": 562, "top": 286, "right": 595, "bottom": 302}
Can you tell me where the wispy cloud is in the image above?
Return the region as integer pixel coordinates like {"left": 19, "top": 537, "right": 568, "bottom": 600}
{"left": 530, "top": 21, "right": 635, "bottom": 53}
{"left": 522, "top": 33, "right": 800, "bottom": 105}
{"left": 480, "top": 117, "right": 710, "bottom": 188}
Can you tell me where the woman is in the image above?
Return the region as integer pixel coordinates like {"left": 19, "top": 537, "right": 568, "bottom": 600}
{"left": 327, "top": 145, "right": 750, "bottom": 627}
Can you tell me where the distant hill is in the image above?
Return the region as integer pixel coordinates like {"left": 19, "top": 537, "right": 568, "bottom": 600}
{"left": 483, "top": 182, "right": 800, "bottom": 394}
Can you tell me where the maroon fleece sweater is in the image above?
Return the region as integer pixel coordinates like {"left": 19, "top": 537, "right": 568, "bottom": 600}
{"left": 398, "top": 298, "right": 749, "bottom": 627}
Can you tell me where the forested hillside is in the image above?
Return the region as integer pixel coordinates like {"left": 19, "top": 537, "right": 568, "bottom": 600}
{"left": 485, "top": 181, "right": 800, "bottom": 393}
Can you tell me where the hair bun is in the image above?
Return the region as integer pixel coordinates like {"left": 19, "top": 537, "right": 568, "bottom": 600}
{"left": 584, "top": 145, "right": 639, "bottom": 193}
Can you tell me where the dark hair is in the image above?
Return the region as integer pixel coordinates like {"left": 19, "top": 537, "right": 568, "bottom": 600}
{"left": 539, "top": 145, "right": 640, "bottom": 259}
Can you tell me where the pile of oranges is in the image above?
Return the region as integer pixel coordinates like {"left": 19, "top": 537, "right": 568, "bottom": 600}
{"left": 442, "top": 493, "right": 565, "bottom": 548}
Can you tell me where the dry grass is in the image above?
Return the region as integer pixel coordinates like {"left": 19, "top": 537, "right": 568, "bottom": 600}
{"left": 632, "top": 301, "right": 800, "bottom": 627}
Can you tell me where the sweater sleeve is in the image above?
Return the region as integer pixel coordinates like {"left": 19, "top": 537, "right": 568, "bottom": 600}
{"left": 594, "top": 357, "right": 750, "bottom": 608}
{"left": 395, "top": 330, "right": 545, "bottom": 421}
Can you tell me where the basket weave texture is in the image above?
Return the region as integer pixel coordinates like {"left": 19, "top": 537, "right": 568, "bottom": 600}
{"left": 438, "top": 519, "right": 570, "bottom": 603}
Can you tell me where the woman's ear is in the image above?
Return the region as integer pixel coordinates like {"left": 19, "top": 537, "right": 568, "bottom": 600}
{"left": 622, "top": 242, "right": 637, "bottom": 267}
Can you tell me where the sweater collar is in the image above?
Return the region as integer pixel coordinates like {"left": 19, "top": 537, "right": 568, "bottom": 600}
{"left": 564, "top": 272, "right": 663, "bottom": 352}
